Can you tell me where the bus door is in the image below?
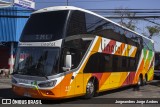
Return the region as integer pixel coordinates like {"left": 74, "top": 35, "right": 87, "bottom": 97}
{"left": 60, "top": 71, "right": 75, "bottom": 97}
{"left": 60, "top": 47, "right": 84, "bottom": 96}
{"left": 60, "top": 48, "right": 76, "bottom": 97}
{"left": 74, "top": 71, "right": 84, "bottom": 95}
{"left": 71, "top": 48, "right": 84, "bottom": 95}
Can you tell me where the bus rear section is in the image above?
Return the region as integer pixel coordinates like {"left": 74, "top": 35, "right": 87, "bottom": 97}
{"left": 12, "top": 6, "right": 154, "bottom": 99}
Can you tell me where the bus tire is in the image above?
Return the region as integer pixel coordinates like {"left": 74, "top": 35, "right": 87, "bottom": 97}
{"left": 138, "top": 75, "right": 143, "bottom": 86}
{"left": 134, "top": 76, "right": 143, "bottom": 91}
{"left": 85, "top": 79, "right": 96, "bottom": 99}
{"left": 143, "top": 74, "right": 148, "bottom": 85}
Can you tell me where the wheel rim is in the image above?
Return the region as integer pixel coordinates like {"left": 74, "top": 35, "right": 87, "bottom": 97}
{"left": 87, "top": 81, "right": 94, "bottom": 95}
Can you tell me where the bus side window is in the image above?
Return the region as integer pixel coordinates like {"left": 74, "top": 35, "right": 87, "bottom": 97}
{"left": 67, "top": 11, "right": 86, "bottom": 37}
{"left": 99, "top": 54, "right": 112, "bottom": 72}
{"left": 70, "top": 48, "right": 82, "bottom": 69}
{"left": 84, "top": 53, "right": 100, "bottom": 73}
{"left": 129, "top": 58, "right": 136, "bottom": 71}
{"left": 60, "top": 47, "right": 83, "bottom": 71}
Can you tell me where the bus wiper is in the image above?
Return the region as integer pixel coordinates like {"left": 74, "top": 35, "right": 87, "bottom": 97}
{"left": 44, "top": 75, "right": 48, "bottom": 80}
{"left": 39, "top": 73, "right": 48, "bottom": 80}
{"left": 11, "top": 72, "right": 18, "bottom": 75}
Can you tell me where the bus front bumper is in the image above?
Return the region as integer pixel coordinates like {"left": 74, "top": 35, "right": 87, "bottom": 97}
{"left": 12, "top": 85, "right": 61, "bottom": 99}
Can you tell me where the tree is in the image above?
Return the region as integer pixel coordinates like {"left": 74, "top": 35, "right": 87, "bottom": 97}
{"left": 146, "top": 26, "right": 160, "bottom": 38}
{"left": 114, "top": 7, "right": 137, "bottom": 31}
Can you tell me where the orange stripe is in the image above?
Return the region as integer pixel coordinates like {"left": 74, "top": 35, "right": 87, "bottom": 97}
{"left": 115, "top": 43, "right": 125, "bottom": 55}
{"left": 99, "top": 73, "right": 111, "bottom": 88}
{"left": 119, "top": 72, "right": 128, "bottom": 85}
{"left": 131, "top": 48, "right": 137, "bottom": 57}
{"left": 124, "top": 45, "right": 131, "bottom": 56}
{"left": 54, "top": 73, "right": 73, "bottom": 96}
{"left": 78, "top": 37, "right": 102, "bottom": 73}
{"left": 133, "top": 59, "right": 144, "bottom": 84}
{"left": 92, "top": 37, "right": 102, "bottom": 52}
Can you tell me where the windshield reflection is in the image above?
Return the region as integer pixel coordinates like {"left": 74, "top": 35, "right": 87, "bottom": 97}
{"left": 14, "top": 47, "right": 60, "bottom": 76}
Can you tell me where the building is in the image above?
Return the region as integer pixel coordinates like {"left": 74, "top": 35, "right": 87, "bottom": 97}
{"left": 0, "top": 0, "right": 33, "bottom": 73}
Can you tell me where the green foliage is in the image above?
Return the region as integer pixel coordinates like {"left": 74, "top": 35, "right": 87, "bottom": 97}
{"left": 114, "top": 7, "right": 137, "bottom": 31}
{"left": 122, "top": 22, "right": 135, "bottom": 31}
{"left": 146, "top": 26, "right": 160, "bottom": 37}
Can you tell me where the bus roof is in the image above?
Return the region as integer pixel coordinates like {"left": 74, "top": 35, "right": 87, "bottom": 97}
{"left": 33, "top": 6, "right": 153, "bottom": 43}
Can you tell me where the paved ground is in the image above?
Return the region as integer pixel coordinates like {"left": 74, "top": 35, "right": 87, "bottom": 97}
{"left": 0, "top": 78, "right": 160, "bottom": 107}
{"left": 0, "top": 78, "right": 11, "bottom": 89}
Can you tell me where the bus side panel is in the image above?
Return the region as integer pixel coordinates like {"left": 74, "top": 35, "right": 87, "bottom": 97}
{"left": 142, "top": 49, "right": 148, "bottom": 78}
{"left": 120, "top": 72, "right": 130, "bottom": 86}
{"left": 74, "top": 73, "right": 84, "bottom": 95}
{"left": 146, "top": 51, "right": 154, "bottom": 81}
{"left": 133, "top": 50, "right": 144, "bottom": 84}
{"left": 60, "top": 72, "right": 75, "bottom": 97}
{"left": 60, "top": 36, "right": 102, "bottom": 97}
{"left": 83, "top": 73, "right": 92, "bottom": 93}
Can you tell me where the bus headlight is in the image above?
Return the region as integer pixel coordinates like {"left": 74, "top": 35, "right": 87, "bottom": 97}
{"left": 38, "top": 80, "right": 57, "bottom": 88}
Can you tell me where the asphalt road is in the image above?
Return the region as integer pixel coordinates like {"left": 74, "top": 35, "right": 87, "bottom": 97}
{"left": 0, "top": 78, "right": 160, "bottom": 107}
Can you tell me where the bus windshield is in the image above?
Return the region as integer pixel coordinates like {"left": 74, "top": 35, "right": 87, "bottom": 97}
{"left": 14, "top": 47, "right": 60, "bottom": 76}
{"left": 20, "top": 10, "right": 69, "bottom": 42}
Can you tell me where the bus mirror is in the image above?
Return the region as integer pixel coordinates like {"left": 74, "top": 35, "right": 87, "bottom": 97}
{"left": 62, "top": 55, "right": 72, "bottom": 71}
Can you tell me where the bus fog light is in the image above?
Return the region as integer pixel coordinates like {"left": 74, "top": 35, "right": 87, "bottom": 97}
{"left": 38, "top": 80, "right": 57, "bottom": 88}
{"left": 41, "top": 90, "right": 54, "bottom": 95}
{"left": 46, "top": 91, "right": 54, "bottom": 95}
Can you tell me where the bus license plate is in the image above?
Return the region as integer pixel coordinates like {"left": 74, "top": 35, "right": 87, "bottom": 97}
{"left": 24, "top": 92, "right": 31, "bottom": 97}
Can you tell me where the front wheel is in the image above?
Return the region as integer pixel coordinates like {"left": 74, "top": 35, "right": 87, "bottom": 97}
{"left": 133, "top": 76, "right": 143, "bottom": 91}
{"left": 85, "top": 79, "right": 95, "bottom": 99}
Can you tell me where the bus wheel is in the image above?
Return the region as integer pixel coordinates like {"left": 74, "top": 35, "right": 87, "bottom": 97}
{"left": 138, "top": 76, "right": 143, "bottom": 86}
{"left": 85, "top": 79, "right": 95, "bottom": 99}
{"left": 143, "top": 74, "right": 148, "bottom": 85}
{"left": 134, "top": 76, "right": 143, "bottom": 91}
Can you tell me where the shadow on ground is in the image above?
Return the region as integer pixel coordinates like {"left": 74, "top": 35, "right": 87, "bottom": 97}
{"left": 0, "top": 80, "right": 160, "bottom": 104}
{"left": 0, "top": 88, "right": 21, "bottom": 98}
{"left": 149, "top": 80, "right": 160, "bottom": 87}
{"left": 0, "top": 87, "right": 133, "bottom": 104}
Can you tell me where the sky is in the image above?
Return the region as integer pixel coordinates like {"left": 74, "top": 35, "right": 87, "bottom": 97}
{"left": 4, "top": 0, "right": 160, "bottom": 52}
{"left": 35, "top": 0, "right": 160, "bottom": 10}
{"left": 3, "top": 0, "right": 160, "bottom": 10}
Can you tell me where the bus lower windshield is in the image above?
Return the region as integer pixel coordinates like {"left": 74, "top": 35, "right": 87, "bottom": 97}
{"left": 14, "top": 47, "right": 60, "bottom": 76}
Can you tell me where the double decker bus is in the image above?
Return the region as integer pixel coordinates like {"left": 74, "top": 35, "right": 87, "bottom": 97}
{"left": 12, "top": 6, "right": 154, "bottom": 99}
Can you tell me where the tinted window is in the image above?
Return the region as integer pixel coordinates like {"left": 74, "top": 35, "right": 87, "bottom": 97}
{"left": 20, "top": 11, "right": 69, "bottom": 42}
{"left": 60, "top": 47, "right": 84, "bottom": 71}
{"left": 60, "top": 37, "right": 92, "bottom": 71}
{"left": 67, "top": 10, "right": 126, "bottom": 44}
{"left": 68, "top": 10, "right": 152, "bottom": 51}
{"left": 85, "top": 13, "right": 128, "bottom": 44}
{"left": 84, "top": 53, "right": 100, "bottom": 73}
{"left": 99, "top": 54, "right": 113, "bottom": 71}
{"left": 67, "top": 11, "right": 86, "bottom": 36}
{"left": 129, "top": 58, "right": 136, "bottom": 70}
{"left": 84, "top": 53, "right": 138, "bottom": 73}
